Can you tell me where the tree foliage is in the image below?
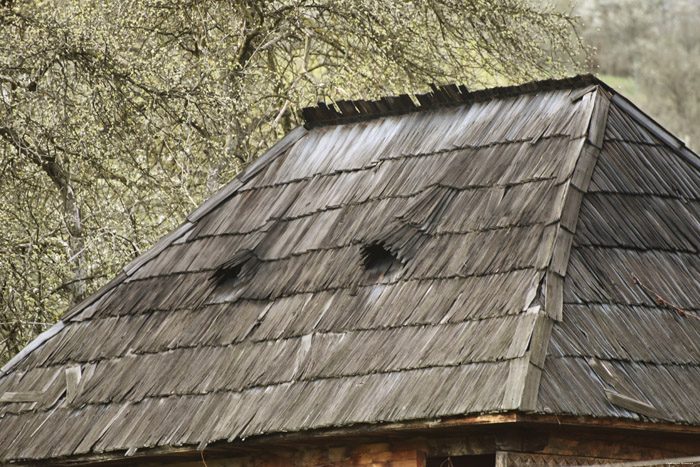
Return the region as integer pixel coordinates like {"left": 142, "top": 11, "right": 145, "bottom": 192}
{"left": 579, "top": 0, "right": 700, "bottom": 147}
{"left": 0, "top": 0, "right": 584, "bottom": 363}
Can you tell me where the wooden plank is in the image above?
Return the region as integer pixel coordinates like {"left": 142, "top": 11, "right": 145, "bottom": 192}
{"left": 548, "top": 227, "right": 573, "bottom": 277}
{"left": 500, "top": 451, "right": 623, "bottom": 465}
{"left": 588, "top": 358, "right": 619, "bottom": 389}
{"left": 528, "top": 313, "right": 553, "bottom": 368}
{"left": 336, "top": 100, "right": 359, "bottom": 116}
{"left": 587, "top": 87, "right": 611, "bottom": 148}
{"left": 503, "top": 359, "right": 544, "bottom": 412}
{"left": 522, "top": 286, "right": 538, "bottom": 311}
{"left": 0, "top": 392, "right": 42, "bottom": 403}
{"left": 569, "top": 84, "right": 597, "bottom": 102}
{"left": 62, "top": 272, "right": 126, "bottom": 321}
{"left": 588, "top": 359, "right": 642, "bottom": 402}
{"left": 559, "top": 185, "right": 583, "bottom": 233}
{"left": 495, "top": 451, "right": 508, "bottom": 467}
{"left": 506, "top": 313, "right": 538, "bottom": 359}
{"left": 519, "top": 363, "right": 543, "bottom": 412}
{"left": 555, "top": 137, "right": 586, "bottom": 184}
{"left": 545, "top": 272, "right": 563, "bottom": 321}
{"left": 529, "top": 127, "right": 546, "bottom": 145}
{"left": 604, "top": 390, "right": 665, "bottom": 420}
{"left": 65, "top": 366, "right": 82, "bottom": 404}
{"left": 613, "top": 456, "right": 700, "bottom": 466}
{"left": 570, "top": 143, "right": 601, "bottom": 192}
{"left": 535, "top": 224, "right": 557, "bottom": 270}
{"left": 502, "top": 358, "right": 529, "bottom": 410}
{"left": 503, "top": 306, "right": 552, "bottom": 412}
{"left": 611, "top": 94, "right": 681, "bottom": 150}
{"left": 383, "top": 94, "right": 415, "bottom": 112}
{"left": 679, "top": 146, "right": 700, "bottom": 173}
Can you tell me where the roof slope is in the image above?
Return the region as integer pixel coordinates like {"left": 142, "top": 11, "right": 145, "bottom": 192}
{"left": 539, "top": 93, "right": 700, "bottom": 423}
{"left": 1, "top": 75, "right": 700, "bottom": 463}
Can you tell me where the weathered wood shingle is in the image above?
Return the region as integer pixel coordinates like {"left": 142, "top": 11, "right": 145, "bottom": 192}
{"left": 3, "top": 75, "right": 700, "bottom": 463}
{"left": 539, "top": 97, "right": 700, "bottom": 424}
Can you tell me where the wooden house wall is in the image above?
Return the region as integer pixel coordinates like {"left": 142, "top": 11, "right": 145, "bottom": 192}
{"left": 110, "top": 424, "right": 700, "bottom": 467}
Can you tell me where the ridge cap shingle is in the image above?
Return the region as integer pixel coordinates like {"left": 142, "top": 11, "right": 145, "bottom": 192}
{"left": 301, "top": 74, "right": 604, "bottom": 128}
{"left": 509, "top": 85, "right": 612, "bottom": 413}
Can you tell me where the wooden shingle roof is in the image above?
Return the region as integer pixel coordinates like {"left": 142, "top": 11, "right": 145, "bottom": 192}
{"left": 2, "top": 75, "right": 700, "bottom": 463}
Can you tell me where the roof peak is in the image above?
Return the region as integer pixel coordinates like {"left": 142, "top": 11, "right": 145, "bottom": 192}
{"left": 301, "top": 74, "right": 603, "bottom": 128}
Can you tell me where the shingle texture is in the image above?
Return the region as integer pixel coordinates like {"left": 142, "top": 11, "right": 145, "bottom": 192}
{"left": 538, "top": 98, "right": 700, "bottom": 423}
{"left": 2, "top": 75, "right": 700, "bottom": 463}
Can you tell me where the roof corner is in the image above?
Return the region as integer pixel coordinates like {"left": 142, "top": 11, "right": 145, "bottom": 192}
{"left": 504, "top": 85, "right": 612, "bottom": 413}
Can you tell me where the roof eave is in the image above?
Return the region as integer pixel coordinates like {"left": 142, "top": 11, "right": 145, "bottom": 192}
{"left": 20, "top": 412, "right": 700, "bottom": 467}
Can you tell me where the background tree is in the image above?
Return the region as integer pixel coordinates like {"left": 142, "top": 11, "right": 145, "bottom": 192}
{"left": 0, "top": 0, "right": 585, "bottom": 363}
{"left": 577, "top": 0, "right": 700, "bottom": 147}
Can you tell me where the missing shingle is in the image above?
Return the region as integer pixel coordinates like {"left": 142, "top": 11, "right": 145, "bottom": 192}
{"left": 208, "top": 250, "right": 259, "bottom": 303}
{"left": 217, "top": 263, "right": 244, "bottom": 288}
{"left": 361, "top": 243, "right": 402, "bottom": 282}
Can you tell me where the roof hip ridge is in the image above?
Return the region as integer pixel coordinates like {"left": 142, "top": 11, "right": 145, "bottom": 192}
{"left": 503, "top": 85, "right": 612, "bottom": 412}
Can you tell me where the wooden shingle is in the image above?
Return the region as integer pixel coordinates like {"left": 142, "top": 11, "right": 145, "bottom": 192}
{"left": 3, "top": 75, "right": 700, "bottom": 464}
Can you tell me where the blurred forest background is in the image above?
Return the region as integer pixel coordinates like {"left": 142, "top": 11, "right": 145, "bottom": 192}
{"left": 577, "top": 0, "right": 700, "bottom": 148}
{"left": 0, "top": 0, "right": 697, "bottom": 363}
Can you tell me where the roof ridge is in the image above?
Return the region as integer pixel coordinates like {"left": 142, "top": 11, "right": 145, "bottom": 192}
{"left": 301, "top": 74, "right": 603, "bottom": 128}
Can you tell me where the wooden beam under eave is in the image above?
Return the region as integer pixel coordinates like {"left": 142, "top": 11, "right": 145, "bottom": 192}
{"left": 21, "top": 412, "right": 700, "bottom": 466}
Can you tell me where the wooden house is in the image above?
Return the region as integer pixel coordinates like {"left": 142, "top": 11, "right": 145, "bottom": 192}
{"left": 3, "top": 75, "right": 700, "bottom": 466}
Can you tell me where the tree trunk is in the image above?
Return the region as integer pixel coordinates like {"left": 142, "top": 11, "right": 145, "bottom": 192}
{"left": 61, "top": 182, "right": 87, "bottom": 307}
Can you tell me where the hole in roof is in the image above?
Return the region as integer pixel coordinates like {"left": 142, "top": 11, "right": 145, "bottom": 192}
{"left": 218, "top": 264, "right": 244, "bottom": 288}
{"left": 208, "top": 252, "right": 258, "bottom": 304}
{"left": 361, "top": 243, "right": 402, "bottom": 283}
{"left": 208, "top": 265, "right": 246, "bottom": 304}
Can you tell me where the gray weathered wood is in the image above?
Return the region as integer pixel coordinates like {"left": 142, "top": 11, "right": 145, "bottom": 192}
{"left": 571, "top": 144, "right": 601, "bottom": 192}
{"left": 519, "top": 363, "right": 543, "bottom": 412}
{"left": 588, "top": 358, "right": 641, "bottom": 401}
{"left": 187, "top": 126, "right": 308, "bottom": 223}
{"left": 5, "top": 75, "right": 700, "bottom": 463}
{"left": 506, "top": 313, "right": 539, "bottom": 359}
{"left": 503, "top": 359, "right": 544, "bottom": 412}
{"left": 528, "top": 312, "right": 553, "bottom": 368}
{"left": 545, "top": 272, "right": 563, "bottom": 321}
{"left": 587, "top": 87, "right": 611, "bottom": 148}
{"left": 0, "top": 392, "right": 42, "bottom": 403}
{"left": 122, "top": 222, "right": 195, "bottom": 276}
{"left": 604, "top": 390, "right": 664, "bottom": 420}
{"left": 559, "top": 185, "right": 583, "bottom": 233}
{"left": 65, "top": 366, "right": 82, "bottom": 404}
{"left": 503, "top": 358, "right": 530, "bottom": 409}
{"left": 611, "top": 94, "right": 681, "bottom": 150}
{"left": 589, "top": 358, "right": 616, "bottom": 387}
{"left": 63, "top": 273, "right": 126, "bottom": 321}
{"left": 549, "top": 227, "right": 573, "bottom": 277}
{"left": 569, "top": 84, "right": 597, "bottom": 102}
